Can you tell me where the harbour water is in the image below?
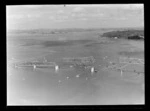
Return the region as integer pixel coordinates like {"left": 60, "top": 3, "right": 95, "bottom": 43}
{"left": 7, "top": 30, "right": 144, "bottom": 105}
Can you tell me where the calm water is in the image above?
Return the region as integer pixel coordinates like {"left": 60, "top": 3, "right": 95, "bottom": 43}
{"left": 7, "top": 32, "right": 144, "bottom": 105}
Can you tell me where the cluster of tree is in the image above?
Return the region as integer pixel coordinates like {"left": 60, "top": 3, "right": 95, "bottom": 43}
{"left": 101, "top": 30, "right": 144, "bottom": 39}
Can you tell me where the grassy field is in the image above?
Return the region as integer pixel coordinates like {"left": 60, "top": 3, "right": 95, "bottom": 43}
{"left": 7, "top": 29, "right": 144, "bottom": 105}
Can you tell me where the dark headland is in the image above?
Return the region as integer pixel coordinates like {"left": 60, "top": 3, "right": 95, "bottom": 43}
{"left": 101, "top": 29, "right": 144, "bottom": 40}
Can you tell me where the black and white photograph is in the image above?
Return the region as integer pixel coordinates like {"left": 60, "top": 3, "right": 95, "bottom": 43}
{"left": 7, "top": 4, "right": 144, "bottom": 105}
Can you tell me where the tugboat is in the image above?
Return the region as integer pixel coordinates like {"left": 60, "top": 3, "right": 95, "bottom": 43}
{"left": 91, "top": 67, "right": 98, "bottom": 75}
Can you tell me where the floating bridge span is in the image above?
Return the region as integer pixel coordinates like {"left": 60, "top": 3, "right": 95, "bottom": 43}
{"left": 119, "top": 57, "right": 144, "bottom": 65}
{"left": 102, "top": 57, "right": 145, "bottom": 76}
{"left": 9, "top": 61, "right": 57, "bottom": 69}
{"left": 62, "top": 56, "right": 95, "bottom": 66}
{"left": 9, "top": 56, "right": 96, "bottom": 70}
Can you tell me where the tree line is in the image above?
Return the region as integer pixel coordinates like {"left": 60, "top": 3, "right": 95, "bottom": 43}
{"left": 101, "top": 30, "right": 144, "bottom": 39}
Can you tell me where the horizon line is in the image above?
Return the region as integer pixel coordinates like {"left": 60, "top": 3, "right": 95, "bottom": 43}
{"left": 7, "top": 26, "right": 144, "bottom": 31}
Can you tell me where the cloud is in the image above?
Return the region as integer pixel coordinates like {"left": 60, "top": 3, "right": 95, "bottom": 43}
{"left": 67, "top": 4, "right": 143, "bottom": 9}
{"left": 21, "top": 5, "right": 44, "bottom": 8}
{"left": 7, "top": 14, "right": 25, "bottom": 19}
{"left": 90, "top": 13, "right": 104, "bottom": 17}
{"left": 58, "top": 16, "right": 69, "bottom": 20}
{"left": 96, "top": 4, "right": 143, "bottom": 10}
{"left": 7, "top": 13, "right": 40, "bottom": 20}
{"left": 71, "top": 13, "right": 86, "bottom": 17}
{"left": 7, "top": 5, "right": 144, "bottom": 29}
{"left": 7, "top": 5, "right": 44, "bottom": 10}
{"left": 128, "top": 4, "right": 143, "bottom": 10}
{"left": 57, "top": 10, "right": 64, "bottom": 14}
{"left": 49, "top": 16, "right": 55, "bottom": 20}
{"left": 80, "top": 18, "right": 88, "bottom": 21}
{"left": 113, "top": 17, "right": 128, "bottom": 20}
{"left": 26, "top": 14, "right": 41, "bottom": 18}
{"left": 48, "top": 15, "right": 70, "bottom": 22}
{"left": 72, "top": 7, "right": 84, "bottom": 12}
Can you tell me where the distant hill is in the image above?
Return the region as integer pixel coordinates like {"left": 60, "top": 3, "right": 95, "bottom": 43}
{"left": 7, "top": 27, "right": 143, "bottom": 34}
{"left": 7, "top": 28, "right": 101, "bottom": 34}
{"left": 101, "top": 30, "right": 144, "bottom": 39}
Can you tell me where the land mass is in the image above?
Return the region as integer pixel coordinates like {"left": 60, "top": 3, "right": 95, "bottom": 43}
{"left": 101, "top": 29, "right": 144, "bottom": 40}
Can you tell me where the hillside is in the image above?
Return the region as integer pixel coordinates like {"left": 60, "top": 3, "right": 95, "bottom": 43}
{"left": 101, "top": 30, "right": 144, "bottom": 39}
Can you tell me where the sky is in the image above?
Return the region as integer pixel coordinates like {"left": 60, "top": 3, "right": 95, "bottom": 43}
{"left": 6, "top": 4, "right": 144, "bottom": 30}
